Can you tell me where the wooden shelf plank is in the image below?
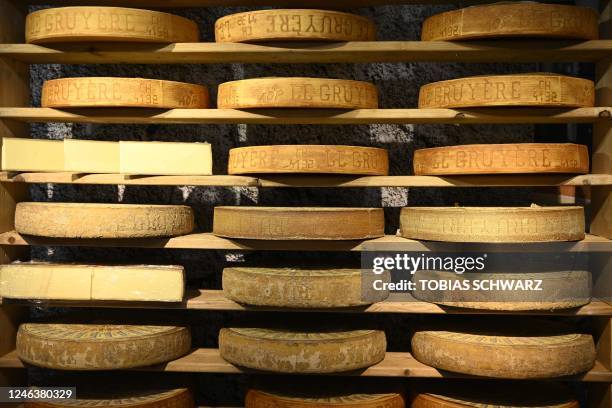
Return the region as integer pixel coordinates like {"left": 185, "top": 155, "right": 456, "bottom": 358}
{"left": 0, "top": 107, "right": 609, "bottom": 125}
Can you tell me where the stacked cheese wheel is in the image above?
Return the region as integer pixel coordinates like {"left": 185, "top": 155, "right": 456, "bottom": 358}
{"left": 246, "top": 389, "right": 405, "bottom": 407}
{"left": 24, "top": 388, "right": 194, "bottom": 408}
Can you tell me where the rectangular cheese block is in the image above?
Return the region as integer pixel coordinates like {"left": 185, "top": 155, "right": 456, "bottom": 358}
{"left": 0, "top": 264, "right": 92, "bottom": 300}
{"left": 120, "top": 141, "right": 212, "bottom": 175}
{"left": 1, "top": 138, "right": 64, "bottom": 172}
{"left": 64, "top": 139, "right": 120, "bottom": 173}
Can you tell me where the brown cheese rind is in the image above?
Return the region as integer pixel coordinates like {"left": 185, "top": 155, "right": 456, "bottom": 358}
{"left": 246, "top": 389, "right": 405, "bottom": 407}
{"left": 24, "top": 388, "right": 193, "bottom": 408}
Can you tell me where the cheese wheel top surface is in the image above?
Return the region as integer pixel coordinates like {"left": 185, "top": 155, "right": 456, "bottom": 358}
{"left": 24, "top": 388, "right": 192, "bottom": 408}
{"left": 19, "top": 323, "right": 186, "bottom": 341}
{"left": 227, "top": 327, "right": 378, "bottom": 341}
{"left": 246, "top": 389, "right": 404, "bottom": 407}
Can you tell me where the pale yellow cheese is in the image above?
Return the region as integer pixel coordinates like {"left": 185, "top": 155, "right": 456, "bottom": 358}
{"left": 1, "top": 138, "right": 64, "bottom": 172}
{"left": 64, "top": 139, "right": 120, "bottom": 173}
{"left": 92, "top": 265, "right": 184, "bottom": 302}
{"left": 120, "top": 141, "right": 213, "bottom": 175}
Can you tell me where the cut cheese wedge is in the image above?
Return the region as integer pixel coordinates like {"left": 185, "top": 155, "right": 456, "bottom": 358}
{"left": 1, "top": 138, "right": 64, "bottom": 172}
{"left": 120, "top": 141, "right": 212, "bottom": 175}
{"left": 64, "top": 139, "right": 120, "bottom": 173}
{"left": 24, "top": 388, "right": 193, "bottom": 408}
{"left": 246, "top": 389, "right": 405, "bottom": 407}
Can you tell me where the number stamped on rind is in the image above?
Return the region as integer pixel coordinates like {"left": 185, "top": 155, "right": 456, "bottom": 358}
{"left": 1, "top": 387, "right": 76, "bottom": 402}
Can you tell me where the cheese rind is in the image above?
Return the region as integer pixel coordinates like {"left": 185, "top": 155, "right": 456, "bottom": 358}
{"left": 1, "top": 138, "right": 64, "bottom": 172}
{"left": 120, "top": 141, "right": 212, "bottom": 175}
{"left": 246, "top": 389, "right": 405, "bottom": 407}
{"left": 24, "top": 388, "right": 194, "bottom": 408}
{"left": 64, "top": 139, "right": 120, "bottom": 174}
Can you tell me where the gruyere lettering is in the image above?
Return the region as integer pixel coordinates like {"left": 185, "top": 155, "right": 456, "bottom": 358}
{"left": 120, "top": 141, "right": 212, "bottom": 175}
{"left": 246, "top": 389, "right": 405, "bottom": 408}
{"left": 1, "top": 138, "right": 64, "bottom": 172}
{"left": 25, "top": 388, "right": 193, "bottom": 408}
{"left": 64, "top": 139, "right": 120, "bottom": 174}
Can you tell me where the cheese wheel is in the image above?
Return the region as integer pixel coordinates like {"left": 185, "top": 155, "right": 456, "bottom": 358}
{"left": 215, "top": 9, "right": 375, "bottom": 43}
{"left": 399, "top": 206, "right": 585, "bottom": 242}
{"left": 26, "top": 7, "right": 199, "bottom": 44}
{"left": 246, "top": 389, "right": 405, "bottom": 408}
{"left": 15, "top": 202, "right": 194, "bottom": 238}
{"left": 217, "top": 78, "right": 378, "bottom": 109}
{"left": 41, "top": 78, "right": 208, "bottom": 108}
{"left": 228, "top": 145, "right": 388, "bottom": 175}
{"left": 422, "top": 3, "right": 598, "bottom": 41}
{"left": 413, "top": 143, "right": 589, "bottom": 175}
{"left": 223, "top": 267, "right": 390, "bottom": 308}
{"left": 418, "top": 74, "right": 594, "bottom": 109}
{"left": 412, "top": 270, "right": 592, "bottom": 311}
{"left": 17, "top": 323, "right": 191, "bottom": 370}
{"left": 219, "top": 328, "right": 386, "bottom": 373}
{"left": 213, "top": 207, "right": 384, "bottom": 240}
{"left": 24, "top": 388, "right": 193, "bottom": 408}
{"left": 411, "top": 323, "right": 596, "bottom": 378}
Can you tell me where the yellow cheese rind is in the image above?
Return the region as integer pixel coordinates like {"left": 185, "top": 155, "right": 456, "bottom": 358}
{"left": 17, "top": 323, "right": 191, "bottom": 370}
{"left": 219, "top": 328, "right": 386, "bottom": 373}
{"left": 422, "top": 3, "right": 598, "bottom": 41}
{"left": 42, "top": 77, "right": 209, "bottom": 108}
{"left": 228, "top": 145, "right": 389, "bottom": 175}
{"left": 64, "top": 139, "right": 120, "bottom": 174}
{"left": 413, "top": 143, "right": 589, "bottom": 175}
{"left": 217, "top": 78, "right": 378, "bottom": 109}
{"left": 246, "top": 389, "right": 405, "bottom": 407}
{"left": 26, "top": 7, "right": 199, "bottom": 44}
{"left": 399, "top": 206, "right": 585, "bottom": 242}
{"left": 418, "top": 74, "right": 594, "bottom": 109}
{"left": 213, "top": 207, "right": 385, "bottom": 240}
{"left": 1, "top": 138, "right": 64, "bottom": 172}
{"left": 25, "top": 388, "right": 194, "bottom": 408}
{"left": 120, "top": 141, "right": 212, "bottom": 175}
{"left": 15, "top": 202, "right": 195, "bottom": 238}
{"left": 215, "top": 9, "right": 375, "bottom": 43}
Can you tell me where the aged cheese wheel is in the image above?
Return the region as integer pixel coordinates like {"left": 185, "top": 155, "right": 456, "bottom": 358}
{"left": 413, "top": 143, "right": 589, "bottom": 175}
{"left": 26, "top": 7, "right": 199, "bottom": 44}
{"left": 219, "top": 328, "right": 386, "bottom": 373}
{"left": 215, "top": 9, "right": 375, "bottom": 43}
{"left": 213, "top": 207, "right": 384, "bottom": 240}
{"left": 246, "top": 389, "right": 405, "bottom": 408}
{"left": 228, "top": 145, "right": 388, "bottom": 175}
{"left": 422, "top": 3, "right": 598, "bottom": 41}
{"left": 25, "top": 388, "right": 193, "bottom": 408}
{"left": 16, "top": 323, "right": 191, "bottom": 370}
{"left": 217, "top": 78, "right": 378, "bottom": 109}
{"left": 15, "top": 202, "right": 194, "bottom": 238}
{"left": 399, "top": 205, "right": 585, "bottom": 242}
{"left": 412, "top": 270, "right": 592, "bottom": 311}
{"left": 418, "top": 74, "right": 594, "bottom": 109}
{"left": 223, "top": 267, "right": 390, "bottom": 308}
{"left": 41, "top": 77, "right": 208, "bottom": 108}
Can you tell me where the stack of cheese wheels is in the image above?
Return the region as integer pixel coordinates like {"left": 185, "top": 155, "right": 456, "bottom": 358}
{"left": 418, "top": 73, "right": 594, "bottom": 109}
{"left": 411, "top": 320, "right": 596, "bottom": 378}
{"left": 228, "top": 145, "right": 389, "bottom": 175}
{"left": 399, "top": 205, "right": 585, "bottom": 242}
{"left": 215, "top": 9, "right": 376, "bottom": 43}
{"left": 223, "top": 267, "right": 390, "bottom": 308}
{"left": 24, "top": 388, "right": 194, "bottom": 408}
{"left": 15, "top": 202, "right": 194, "bottom": 238}
{"left": 217, "top": 78, "right": 378, "bottom": 109}
{"left": 41, "top": 77, "right": 209, "bottom": 108}
{"left": 219, "top": 328, "right": 386, "bottom": 373}
{"left": 246, "top": 389, "right": 405, "bottom": 408}
{"left": 17, "top": 323, "right": 191, "bottom": 370}
{"left": 422, "top": 3, "right": 598, "bottom": 41}
{"left": 26, "top": 7, "right": 199, "bottom": 44}
{"left": 413, "top": 143, "right": 589, "bottom": 175}
{"left": 213, "top": 207, "right": 384, "bottom": 240}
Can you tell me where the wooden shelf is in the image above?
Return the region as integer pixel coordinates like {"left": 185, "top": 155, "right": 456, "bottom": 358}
{"left": 2, "top": 41, "right": 611, "bottom": 64}
{"left": 0, "top": 107, "right": 609, "bottom": 125}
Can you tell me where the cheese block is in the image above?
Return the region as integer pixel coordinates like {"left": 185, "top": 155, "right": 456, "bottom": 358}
{"left": 223, "top": 267, "right": 390, "bottom": 308}
{"left": 215, "top": 9, "right": 375, "bottom": 43}
{"left": 120, "top": 141, "right": 212, "bottom": 175}
{"left": 217, "top": 78, "right": 378, "bottom": 109}
{"left": 246, "top": 389, "right": 405, "bottom": 408}
{"left": 411, "top": 270, "right": 592, "bottom": 311}
{"left": 228, "top": 145, "right": 388, "bottom": 175}
{"left": 15, "top": 202, "right": 194, "bottom": 238}
{"left": 26, "top": 7, "right": 199, "bottom": 44}
{"left": 64, "top": 139, "right": 120, "bottom": 173}
{"left": 413, "top": 143, "right": 589, "bottom": 175}
{"left": 219, "top": 328, "right": 386, "bottom": 373}
{"left": 411, "top": 323, "right": 596, "bottom": 378}
{"left": 399, "top": 205, "right": 585, "bottom": 242}
{"left": 17, "top": 323, "right": 191, "bottom": 370}
{"left": 0, "top": 263, "right": 185, "bottom": 302}
{"left": 213, "top": 207, "right": 385, "bottom": 240}
{"left": 422, "top": 3, "right": 598, "bottom": 41}
{"left": 25, "top": 388, "right": 193, "bottom": 408}
{"left": 41, "top": 77, "right": 208, "bottom": 109}
{"left": 418, "top": 74, "right": 594, "bottom": 109}
{"left": 1, "top": 138, "right": 64, "bottom": 172}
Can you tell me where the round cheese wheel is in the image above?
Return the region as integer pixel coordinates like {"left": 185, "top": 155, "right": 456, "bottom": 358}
{"left": 418, "top": 74, "right": 594, "bottom": 109}
{"left": 15, "top": 202, "right": 194, "bottom": 238}
{"left": 17, "top": 323, "right": 191, "bottom": 370}
{"left": 413, "top": 143, "right": 589, "bottom": 175}
{"left": 24, "top": 388, "right": 193, "bottom": 408}
{"left": 399, "top": 205, "right": 585, "bottom": 242}
{"left": 246, "top": 389, "right": 405, "bottom": 407}
{"left": 422, "top": 3, "right": 598, "bottom": 41}
{"left": 41, "top": 77, "right": 209, "bottom": 108}
{"left": 217, "top": 77, "right": 378, "bottom": 109}
{"left": 26, "top": 7, "right": 199, "bottom": 44}
{"left": 228, "top": 145, "right": 389, "bottom": 176}
{"left": 213, "top": 207, "right": 385, "bottom": 240}
{"left": 220, "top": 328, "right": 386, "bottom": 373}
{"left": 223, "top": 267, "right": 390, "bottom": 308}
